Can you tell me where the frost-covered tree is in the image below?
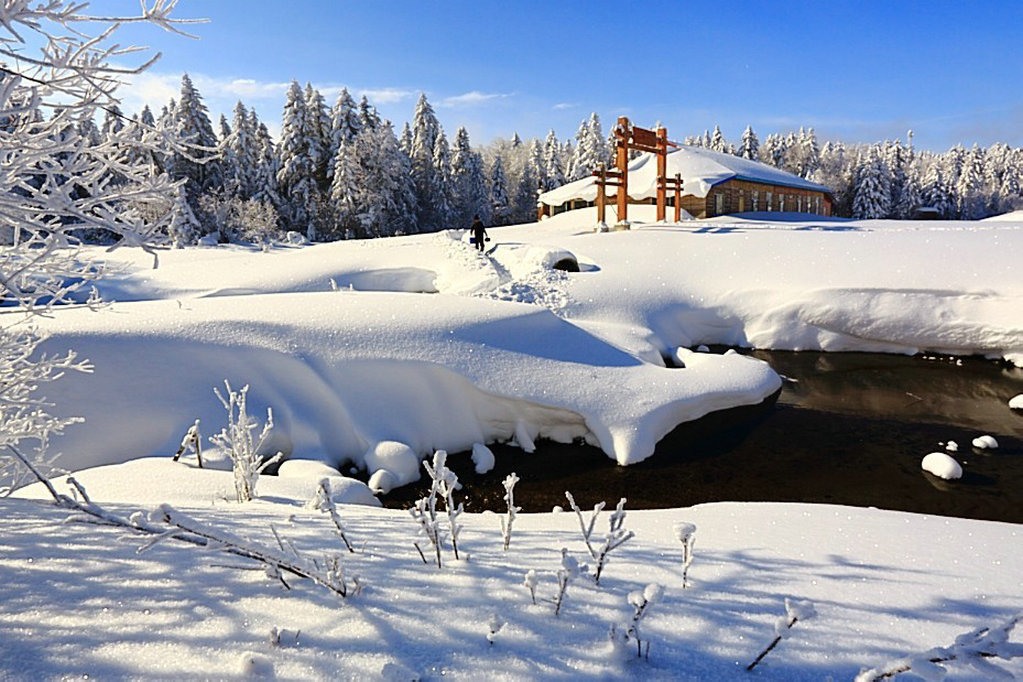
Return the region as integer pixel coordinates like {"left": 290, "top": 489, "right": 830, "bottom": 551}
{"left": 277, "top": 81, "right": 322, "bottom": 239}
{"left": 739, "top": 125, "right": 759, "bottom": 160}
{"left": 168, "top": 73, "right": 223, "bottom": 217}
{"left": 250, "top": 116, "right": 281, "bottom": 210}
{"left": 542, "top": 129, "right": 565, "bottom": 191}
{"left": 450, "top": 126, "right": 490, "bottom": 227}
{"left": 852, "top": 146, "right": 892, "bottom": 219}
{"left": 409, "top": 93, "right": 446, "bottom": 231}
{"left": 431, "top": 129, "right": 455, "bottom": 229}
{"left": 327, "top": 88, "right": 360, "bottom": 182}
{"left": 566, "top": 113, "right": 606, "bottom": 181}
{"left": 329, "top": 138, "right": 360, "bottom": 238}
{"left": 352, "top": 121, "right": 417, "bottom": 238}
{"left": 0, "top": 0, "right": 191, "bottom": 492}
{"left": 490, "top": 153, "right": 511, "bottom": 225}
{"left": 709, "top": 125, "right": 727, "bottom": 152}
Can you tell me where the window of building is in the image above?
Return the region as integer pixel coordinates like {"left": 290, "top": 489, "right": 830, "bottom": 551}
{"left": 766, "top": 191, "right": 773, "bottom": 211}
{"left": 797, "top": 196, "right": 803, "bottom": 212}
{"left": 714, "top": 193, "right": 724, "bottom": 215}
{"left": 752, "top": 191, "right": 759, "bottom": 211}
{"left": 780, "top": 194, "right": 786, "bottom": 212}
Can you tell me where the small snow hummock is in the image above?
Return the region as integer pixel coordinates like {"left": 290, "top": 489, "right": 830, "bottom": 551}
{"left": 365, "top": 441, "right": 421, "bottom": 494}
{"left": 921, "top": 452, "right": 963, "bottom": 480}
{"left": 971, "top": 435, "right": 999, "bottom": 450}
{"left": 944, "top": 441, "right": 959, "bottom": 452}
{"left": 471, "top": 442, "right": 495, "bottom": 474}
{"left": 1009, "top": 394, "right": 1023, "bottom": 410}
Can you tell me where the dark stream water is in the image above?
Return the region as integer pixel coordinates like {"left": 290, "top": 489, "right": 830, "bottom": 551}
{"left": 382, "top": 351, "right": 1023, "bottom": 524}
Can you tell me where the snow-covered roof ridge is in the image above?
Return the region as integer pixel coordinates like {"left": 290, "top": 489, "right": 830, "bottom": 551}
{"left": 539, "top": 145, "right": 831, "bottom": 207}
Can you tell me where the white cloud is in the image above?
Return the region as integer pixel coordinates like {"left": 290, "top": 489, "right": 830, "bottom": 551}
{"left": 439, "top": 91, "right": 510, "bottom": 108}
{"left": 359, "top": 88, "right": 416, "bottom": 105}
{"left": 553, "top": 102, "right": 578, "bottom": 110}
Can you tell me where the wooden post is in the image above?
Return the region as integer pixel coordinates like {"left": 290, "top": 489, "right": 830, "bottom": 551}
{"left": 656, "top": 126, "right": 668, "bottom": 222}
{"left": 615, "top": 116, "right": 630, "bottom": 225}
{"left": 595, "top": 163, "right": 606, "bottom": 225}
{"left": 673, "top": 173, "right": 681, "bottom": 223}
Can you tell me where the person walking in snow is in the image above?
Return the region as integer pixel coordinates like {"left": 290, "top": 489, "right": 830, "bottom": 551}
{"left": 470, "top": 215, "right": 488, "bottom": 253}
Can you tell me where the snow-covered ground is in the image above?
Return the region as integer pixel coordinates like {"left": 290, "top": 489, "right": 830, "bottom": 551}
{"left": 4, "top": 210, "right": 1023, "bottom": 679}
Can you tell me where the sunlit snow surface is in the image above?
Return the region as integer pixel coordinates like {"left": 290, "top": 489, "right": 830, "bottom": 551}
{"left": 5, "top": 209, "right": 1023, "bottom": 679}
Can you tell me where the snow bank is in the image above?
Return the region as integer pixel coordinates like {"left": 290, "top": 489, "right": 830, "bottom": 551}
{"left": 1010, "top": 394, "right": 1023, "bottom": 410}
{"left": 31, "top": 291, "right": 778, "bottom": 476}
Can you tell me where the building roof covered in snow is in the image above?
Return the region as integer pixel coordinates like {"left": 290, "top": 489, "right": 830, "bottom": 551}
{"left": 539, "top": 145, "right": 832, "bottom": 208}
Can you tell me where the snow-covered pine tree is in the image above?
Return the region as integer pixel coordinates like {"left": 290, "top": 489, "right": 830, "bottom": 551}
{"left": 399, "top": 121, "right": 413, "bottom": 157}
{"left": 277, "top": 80, "right": 321, "bottom": 239}
{"left": 327, "top": 88, "right": 361, "bottom": 182}
{"left": 431, "top": 129, "right": 455, "bottom": 229}
{"left": 358, "top": 95, "right": 380, "bottom": 131}
{"left": 101, "top": 104, "right": 125, "bottom": 137}
{"left": 303, "top": 83, "right": 331, "bottom": 194}
{"left": 223, "top": 102, "right": 256, "bottom": 199}
{"left": 739, "top": 125, "right": 759, "bottom": 160}
{"left": 709, "top": 125, "right": 727, "bottom": 152}
{"left": 513, "top": 154, "right": 539, "bottom": 224}
{"left": 920, "top": 162, "right": 953, "bottom": 218}
{"left": 329, "top": 137, "right": 360, "bottom": 238}
{"left": 352, "top": 121, "right": 417, "bottom": 238}
{"left": 542, "top": 129, "right": 566, "bottom": 191}
{"left": 251, "top": 116, "right": 281, "bottom": 210}
{"left": 852, "top": 146, "right": 892, "bottom": 219}
{"left": 525, "top": 138, "right": 545, "bottom": 197}
{"left": 955, "top": 144, "right": 986, "bottom": 219}
{"left": 566, "top": 113, "right": 606, "bottom": 181}
{"left": 490, "top": 153, "right": 511, "bottom": 225}
{"left": 169, "top": 73, "right": 223, "bottom": 218}
{"left": 409, "top": 93, "right": 444, "bottom": 231}
{"left": 450, "top": 126, "right": 490, "bottom": 227}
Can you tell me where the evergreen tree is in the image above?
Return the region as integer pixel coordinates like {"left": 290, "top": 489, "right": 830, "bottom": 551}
{"left": 399, "top": 121, "right": 413, "bottom": 157}
{"left": 358, "top": 95, "right": 380, "bottom": 131}
{"left": 920, "top": 162, "right": 953, "bottom": 218}
{"left": 739, "top": 125, "right": 759, "bottom": 160}
{"left": 566, "top": 113, "right": 606, "bottom": 180}
{"left": 409, "top": 93, "right": 444, "bottom": 230}
{"left": 956, "top": 144, "right": 986, "bottom": 219}
{"left": 542, "top": 129, "right": 565, "bottom": 191}
{"left": 709, "top": 125, "right": 727, "bottom": 152}
{"left": 101, "top": 104, "right": 124, "bottom": 136}
{"left": 450, "top": 126, "right": 490, "bottom": 227}
{"left": 353, "top": 121, "right": 416, "bottom": 237}
{"left": 169, "top": 73, "right": 223, "bottom": 215}
{"left": 277, "top": 80, "right": 321, "bottom": 239}
{"left": 852, "top": 146, "right": 892, "bottom": 219}
{"left": 329, "top": 137, "right": 360, "bottom": 238}
{"left": 303, "top": 83, "right": 331, "bottom": 194}
{"left": 431, "top": 129, "right": 454, "bottom": 228}
{"left": 490, "top": 153, "right": 511, "bottom": 225}
{"left": 251, "top": 117, "right": 281, "bottom": 210}
{"left": 327, "top": 88, "right": 360, "bottom": 182}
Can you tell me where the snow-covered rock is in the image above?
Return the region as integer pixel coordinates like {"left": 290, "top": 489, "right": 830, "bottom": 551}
{"left": 471, "top": 442, "right": 495, "bottom": 474}
{"left": 1009, "top": 394, "right": 1023, "bottom": 410}
{"left": 971, "top": 435, "right": 999, "bottom": 450}
{"left": 921, "top": 452, "right": 963, "bottom": 480}
{"left": 364, "top": 441, "right": 421, "bottom": 494}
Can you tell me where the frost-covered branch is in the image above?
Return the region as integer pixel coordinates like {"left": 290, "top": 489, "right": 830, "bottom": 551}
{"left": 419, "top": 449, "right": 463, "bottom": 562}
{"left": 747, "top": 598, "right": 817, "bottom": 671}
{"left": 565, "top": 491, "right": 634, "bottom": 584}
{"left": 171, "top": 419, "right": 202, "bottom": 467}
{"left": 623, "top": 584, "right": 663, "bottom": 659}
{"left": 855, "top": 613, "right": 1023, "bottom": 681}
{"left": 306, "top": 478, "right": 354, "bottom": 553}
{"left": 500, "top": 472, "right": 521, "bottom": 551}
{"left": 209, "top": 381, "right": 281, "bottom": 503}
{"left": 552, "top": 548, "right": 581, "bottom": 617}
{"left": 674, "top": 521, "right": 696, "bottom": 588}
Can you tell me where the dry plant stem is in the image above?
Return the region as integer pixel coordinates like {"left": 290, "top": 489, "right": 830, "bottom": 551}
{"left": 747, "top": 617, "right": 797, "bottom": 672}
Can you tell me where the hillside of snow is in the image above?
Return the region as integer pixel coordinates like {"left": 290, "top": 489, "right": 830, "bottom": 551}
{"left": 4, "top": 209, "right": 1023, "bottom": 679}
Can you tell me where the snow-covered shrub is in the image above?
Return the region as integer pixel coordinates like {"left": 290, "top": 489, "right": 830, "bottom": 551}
{"left": 500, "top": 472, "right": 521, "bottom": 551}
{"left": 622, "top": 583, "right": 663, "bottom": 659}
{"left": 747, "top": 598, "right": 818, "bottom": 671}
{"left": 199, "top": 192, "right": 282, "bottom": 247}
{"left": 674, "top": 521, "right": 697, "bottom": 588}
{"left": 565, "top": 491, "right": 635, "bottom": 584}
{"left": 855, "top": 612, "right": 1022, "bottom": 682}
{"left": 0, "top": 1, "right": 190, "bottom": 493}
{"left": 209, "top": 382, "right": 282, "bottom": 502}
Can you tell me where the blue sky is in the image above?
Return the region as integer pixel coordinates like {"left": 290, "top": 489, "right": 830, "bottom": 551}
{"left": 100, "top": 0, "right": 1023, "bottom": 151}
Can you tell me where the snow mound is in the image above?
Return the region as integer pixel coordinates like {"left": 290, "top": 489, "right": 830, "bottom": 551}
{"left": 1009, "top": 394, "right": 1023, "bottom": 410}
{"left": 972, "top": 434, "right": 999, "bottom": 449}
{"left": 921, "top": 452, "right": 963, "bottom": 480}
{"left": 364, "top": 441, "right": 421, "bottom": 494}
{"left": 471, "top": 442, "right": 495, "bottom": 474}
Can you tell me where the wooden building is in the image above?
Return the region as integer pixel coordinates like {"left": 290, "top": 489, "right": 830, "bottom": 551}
{"left": 538, "top": 145, "right": 833, "bottom": 220}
